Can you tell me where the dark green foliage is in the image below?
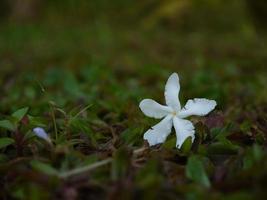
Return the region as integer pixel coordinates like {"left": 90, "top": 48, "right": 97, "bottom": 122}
{"left": 0, "top": 138, "right": 15, "bottom": 149}
{"left": 1, "top": 1, "right": 267, "bottom": 199}
{"left": 186, "top": 155, "right": 210, "bottom": 188}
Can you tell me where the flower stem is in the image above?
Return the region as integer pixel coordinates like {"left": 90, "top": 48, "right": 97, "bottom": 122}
{"left": 49, "top": 103, "right": 58, "bottom": 141}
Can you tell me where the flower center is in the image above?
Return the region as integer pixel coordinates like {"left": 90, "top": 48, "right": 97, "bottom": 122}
{"left": 172, "top": 111, "right": 177, "bottom": 116}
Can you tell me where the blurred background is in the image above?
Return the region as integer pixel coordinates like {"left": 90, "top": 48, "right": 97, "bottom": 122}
{"left": 1, "top": 0, "right": 267, "bottom": 117}
{"left": 1, "top": 0, "right": 267, "bottom": 112}
{"left": 1, "top": 0, "right": 267, "bottom": 68}
{"left": 0, "top": 1, "right": 266, "bottom": 97}
{"left": 1, "top": 1, "right": 267, "bottom": 61}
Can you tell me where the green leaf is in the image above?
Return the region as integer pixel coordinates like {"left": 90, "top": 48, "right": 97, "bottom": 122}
{"left": 252, "top": 144, "right": 263, "bottom": 162}
{"left": 12, "top": 107, "right": 29, "bottom": 123}
{"left": 30, "top": 160, "right": 58, "bottom": 176}
{"left": 135, "top": 158, "right": 163, "bottom": 189}
{"left": 63, "top": 70, "right": 82, "bottom": 97}
{"left": 186, "top": 155, "right": 211, "bottom": 188}
{"left": 243, "top": 144, "right": 264, "bottom": 170}
{"left": 207, "top": 142, "right": 239, "bottom": 155}
{"left": 120, "top": 127, "right": 142, "bottom": 145}
{"left": 240, "top": 120, "right": 252, "bottom": 132}
{"left": 0, "top": 120, "right": 16, "bottom": 131}
{"left": 111, "top": 147, "right": 130, "bottom": 181}
{"left": 180, "top": 136, "right": 193, "bottom": 154}
{"left": 0, "top": 137, "right": 15, "bottom": 149}
{"left": 162, "top": 136, "right": 176, "bottom": 149}
{"left": 28, "top": 115, "right": 46, "bottom": 127}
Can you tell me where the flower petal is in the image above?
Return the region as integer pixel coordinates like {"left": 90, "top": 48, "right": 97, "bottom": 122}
{"left": 178, "top": 98, "right": 216, "bottom": 118}
{"left": 33, "top": 127, "right": 51, "bottom": 143}
{"left": 173, "top": 117, "right": 195, "bottom": 148}
{"left": 164, "top": 73, "right": 181, "bottom": 111}
{"left": 143, "top": 115, "right": 173, "bottom": 146}
{"left": 139, "top": 99, "right": 172, "bottom": 119}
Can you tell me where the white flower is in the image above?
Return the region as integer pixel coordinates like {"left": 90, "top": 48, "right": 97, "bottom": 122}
{"left": 139, "top": 73, "right": 217, "bottom": 148}
{"left": 33, "top": 127, "right": 52, "bottom": 143}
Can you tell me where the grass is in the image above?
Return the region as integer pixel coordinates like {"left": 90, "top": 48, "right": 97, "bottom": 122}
{"left": 1, "top": 1, "right": 267, "bottom": 199}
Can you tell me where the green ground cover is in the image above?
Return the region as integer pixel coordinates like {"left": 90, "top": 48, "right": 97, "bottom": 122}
{"left": 1, "top": 1, "right": 267, "bottom": 199}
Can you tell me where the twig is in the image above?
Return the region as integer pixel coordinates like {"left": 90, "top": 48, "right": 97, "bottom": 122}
{"left": 59, "top": 158, "right": 113, "bottom": 179}
{"left": 59, "top": 147, "right": 148, "bottom": 179}
{"left": 133, "top": 147, "right": 147, "bottom": 155}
